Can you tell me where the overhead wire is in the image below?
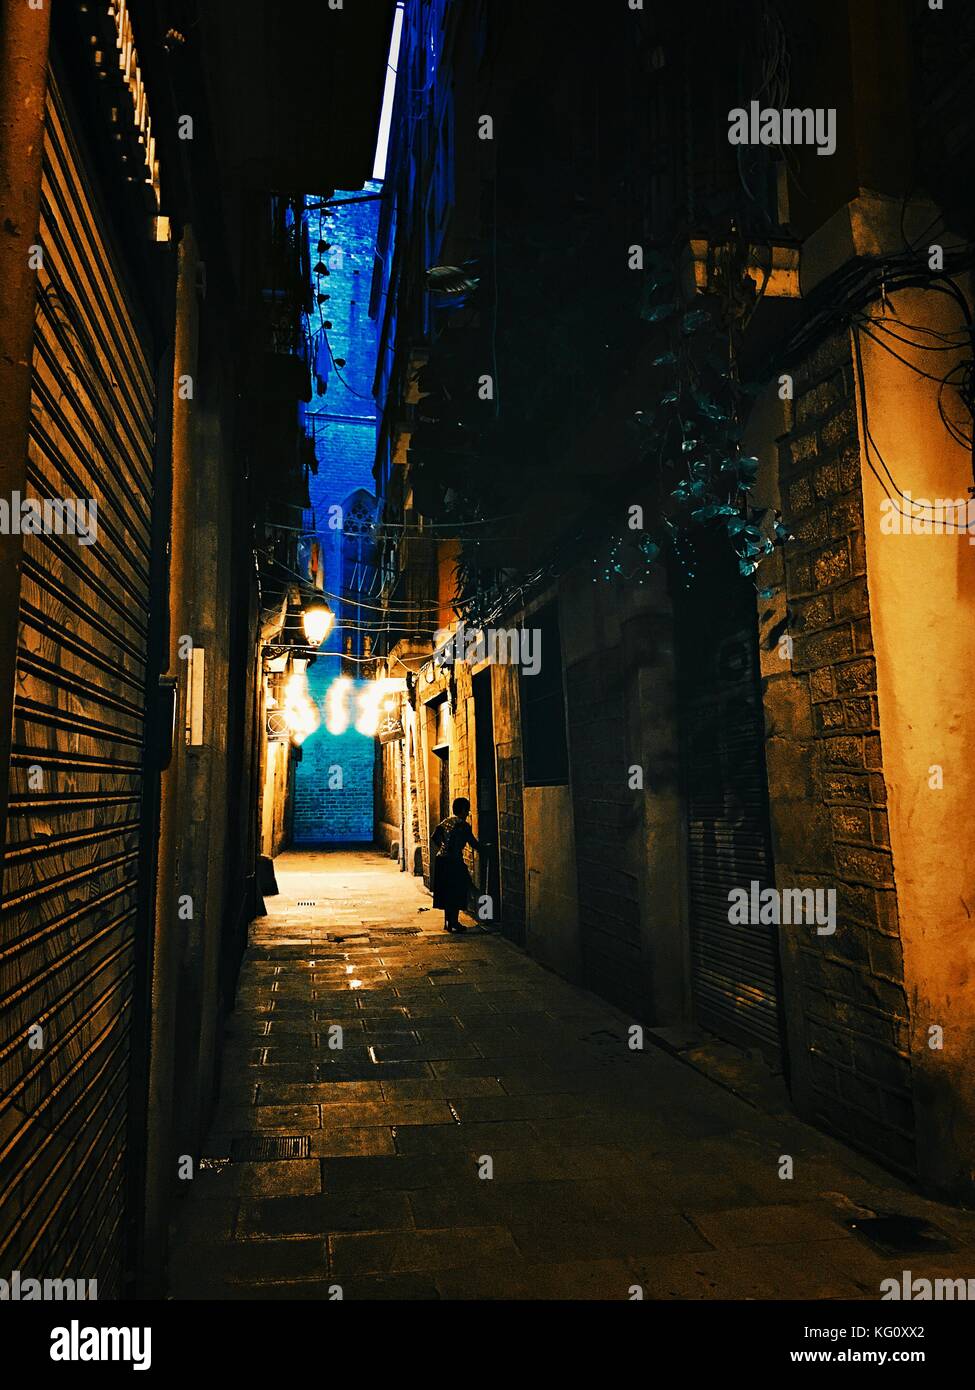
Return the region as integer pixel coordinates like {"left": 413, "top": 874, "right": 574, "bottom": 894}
{"left": 852, "top": 323, "right": 973, "bottom": 533}
{"left": 253, "top": 550, "right": 448, "bottom": 614}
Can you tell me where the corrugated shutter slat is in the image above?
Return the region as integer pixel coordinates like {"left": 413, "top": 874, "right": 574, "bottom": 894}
{"left": 0, "top": 78, "right": 155, "bottom": 1296}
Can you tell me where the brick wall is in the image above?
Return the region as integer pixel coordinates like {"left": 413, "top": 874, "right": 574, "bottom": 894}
{"left": 376, "top": 738, "right": 401, "bottom": 850}
{"left": 450, "top": 667, "right": 474, "bottom": 809}
{"left": 306, "top": 184, "right": 381, "bottom": 419}
{"left": 764, "top": 329, "right": 914, "bottom": 1174}
{"left": 292, "top": 668, "right": 375, "bottom": 842}
{"left": 301, "top": 187, "right": 380, "bottom": 655}
{"left": 307, "top": 418, "right": 378, "bottom": 529}
{"left": 292, "top": 188, "right": 381, "bottom": 842}
{"left": 412, "top": 697, "right": 432, "bottom": 883}
{"left": 451, "top": 668, "right": 484, "bottom": 901}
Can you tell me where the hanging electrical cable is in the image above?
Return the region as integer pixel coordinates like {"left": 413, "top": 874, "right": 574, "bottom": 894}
{"left": 852, "top": 323, "right": 973, "bottom": 532}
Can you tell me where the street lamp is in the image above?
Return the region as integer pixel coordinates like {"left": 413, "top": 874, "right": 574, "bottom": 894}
{"left": 302, "top": 601, "right": 334, "bottom": 647}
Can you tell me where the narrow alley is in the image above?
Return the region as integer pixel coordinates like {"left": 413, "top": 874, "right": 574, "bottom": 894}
{"left": 4, "top": 0, "right": 975, "bottom": 1347}
{"left": 168, "top": 850, "right": 975, "bottom": 1301}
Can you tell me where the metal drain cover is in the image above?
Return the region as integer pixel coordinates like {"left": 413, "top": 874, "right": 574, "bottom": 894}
{"left": 230, "top": 1135, "right": 311, "bottom": 1161}
{"left": 847, "top": 1214, "right": 954, "bottom": 1256}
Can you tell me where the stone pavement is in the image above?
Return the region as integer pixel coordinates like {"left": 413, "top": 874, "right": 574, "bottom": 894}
{"left": 168, "top": 847, "right": 975, "bottom": 1300}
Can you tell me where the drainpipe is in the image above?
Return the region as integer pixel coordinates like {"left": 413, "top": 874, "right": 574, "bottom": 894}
{"left": 0, "top": 0, "right": 51, "bottom": 860}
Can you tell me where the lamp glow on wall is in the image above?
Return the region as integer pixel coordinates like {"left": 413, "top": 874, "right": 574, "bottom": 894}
{"left": 355, "top": 682, "right": 385, "bottom": 736}
{"left": 302, "top": 600, "right": 335, "bottom": 648}
{"left": 325, "top": 675, "right": 353, "bottom": 735}
{"left": 323, "top": 676, "right": 407, "bottom": 737}
{"left": 282, "top": 667, "right": 319, "bottom": 745}
{"left": 357, "top": 677, "right": 406, "bottom": 736}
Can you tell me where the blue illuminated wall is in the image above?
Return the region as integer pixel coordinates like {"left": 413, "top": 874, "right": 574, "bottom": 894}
{"left": 292, "top": 673, "right": 375, "bottom": 844}
{"left": 292, "top": 184, "right": 382, "bottom": 844}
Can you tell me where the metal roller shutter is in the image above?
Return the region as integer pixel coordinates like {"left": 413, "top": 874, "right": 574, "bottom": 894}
{"left": 678, "top": 545, "right": 783, "bottom": 1066}
{"left": 0, "top": 77, "right": 156, "bottom": 1294}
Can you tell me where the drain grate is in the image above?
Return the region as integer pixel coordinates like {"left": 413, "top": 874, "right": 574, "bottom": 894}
{"left": 229, "top": 1135, "right": 311, "bottom": 1161}
{"left": 847, "top": 1214, "right": 954, "bottom": 1256}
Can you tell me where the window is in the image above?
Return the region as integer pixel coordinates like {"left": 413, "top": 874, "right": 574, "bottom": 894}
{"left": 520, "top": 604, "right": 569, "bottom": 786}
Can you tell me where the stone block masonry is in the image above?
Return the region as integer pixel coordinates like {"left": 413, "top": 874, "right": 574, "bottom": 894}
{"left": 294, "top": 187, "right": 382, "bottom": 844}
{"left": 307, "top": 419, "right": 378, "bottom": 521}
{"left": 292, "top": 670, "right": 375, "bottom": 843}
{"left": 764, "top": 328, "right": 914, "bottom": 1175}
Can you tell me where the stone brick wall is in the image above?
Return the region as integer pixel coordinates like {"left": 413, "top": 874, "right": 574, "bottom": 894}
{"left": 293, "top": 188, "right": 381, "bottom": 841}
{"left": 375, "top": 737, "right": 401, "bottom": 852}
{"left": 450, "top": 666, "right": 474, "bottom": 809}
{"left": 450, "top": 666, "right": 481, "bottom": 894}
{"left": 306, "top": 184, "right": 381, "bottom": 418}
{"left": 307, "top": 418, "right": 379, "bottom": 530}
{"left": 763, "top": 329, "right": 915, "bottom": 1174}
{"left": 409, "top": 667, "right": 485, "bottom": 897}
{"left": 292, "top": 668, "right": 375, "bottom": 842}
{"left": 303, "top": 184, "right": 380, "bottom": 534}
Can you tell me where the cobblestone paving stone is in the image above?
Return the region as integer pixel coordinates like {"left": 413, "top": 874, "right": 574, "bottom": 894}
{"left": 168, "top": 848, "right": 975, "bottom": 1300}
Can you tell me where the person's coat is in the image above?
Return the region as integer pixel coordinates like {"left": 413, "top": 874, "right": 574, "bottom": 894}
{"left": 431, "top": 815, "right": 479, "bottom": 912}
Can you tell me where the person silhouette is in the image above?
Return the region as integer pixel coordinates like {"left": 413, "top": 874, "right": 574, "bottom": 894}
{"left": 431, "top": 797, "right": 480, "bottom": 933}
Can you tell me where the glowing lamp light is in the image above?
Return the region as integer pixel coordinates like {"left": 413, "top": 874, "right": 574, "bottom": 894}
{"left": 354, "top": 679, "right": 405, "bottom": 737}
{"left": 355, "top": 682, "right": 384, "bottom": 736}
{"left": 282, "top": 671, "right": 319, "bottom": 746}
{"left": 323, "top": 676, "right": 406, "bottom": 738}
{"left": 325, "top": 676, "right": 353, "bottom": 735}
{"left": 302, "top": 601, "right": 334, "bottom": 648}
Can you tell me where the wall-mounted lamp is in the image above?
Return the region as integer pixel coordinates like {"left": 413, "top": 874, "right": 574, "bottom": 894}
{"left": 302, "top": 601, "right": 335, "bottom": 648}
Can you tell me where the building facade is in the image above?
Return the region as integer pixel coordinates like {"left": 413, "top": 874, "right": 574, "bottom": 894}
{"left": 291, "top": 184, "right": 383, "bottom": 845}
{"left": 372, "top": 0, "right": 975, "bottom": 1200}
{"left": 0, "top": 0, "right": 393, "bottom": 1295}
